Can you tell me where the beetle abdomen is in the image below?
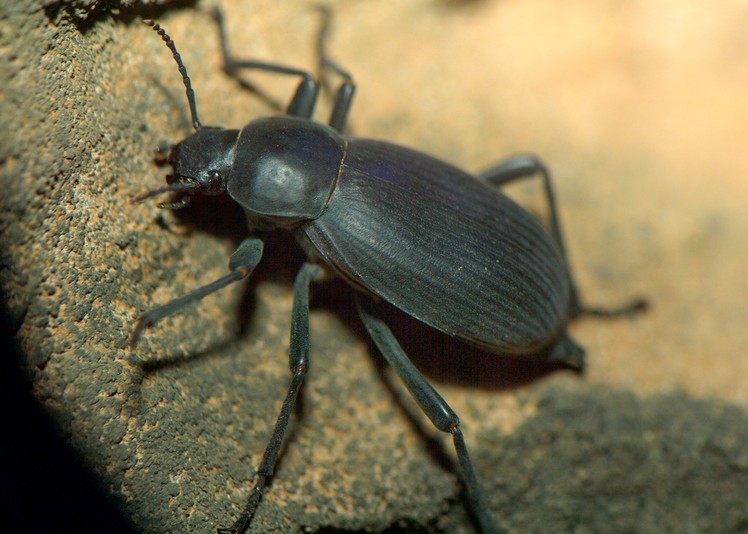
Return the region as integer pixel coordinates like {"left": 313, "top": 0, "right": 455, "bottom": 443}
{"left": 303, "top": 139, "right": 569, "bottom": 355}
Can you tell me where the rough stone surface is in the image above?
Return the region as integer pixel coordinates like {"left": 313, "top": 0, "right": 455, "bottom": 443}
{"left": 2, "top": 1, "right": 747, "bottom": 533}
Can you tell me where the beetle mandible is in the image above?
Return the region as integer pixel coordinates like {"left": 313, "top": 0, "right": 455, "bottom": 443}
{"left": 130, "top": 9, "right": 647, "bottom": 533}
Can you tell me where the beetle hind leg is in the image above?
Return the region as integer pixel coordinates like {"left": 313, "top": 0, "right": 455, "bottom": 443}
{"left": 356, "top": 294, "right": 498, "bottom": 534}
{"left": 477, "top": 154, "right": 648, "bottom": 319}
{"left": 548, "top": 331, "right": 586, "bottom": 370}
{"left": 574, "top": 297, "right": 648, "bottom": 319}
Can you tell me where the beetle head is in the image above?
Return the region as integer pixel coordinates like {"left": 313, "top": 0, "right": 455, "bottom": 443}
{"left": 168, "top": 126, "right": 239, "bottom": 193}
{"left": 135, "top": 127, "right": 239, "bottom": 208}
{"left": 139, "top": 22, "right": 239, "bottom": 209}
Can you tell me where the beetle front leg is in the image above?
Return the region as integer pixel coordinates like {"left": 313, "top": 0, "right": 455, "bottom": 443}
{"left": 356, "top": 295, "right": 497, "bottom": 534}
{"left": 211, "top": 8, "right": 321, "bottom": 119}
{"left": 315, "top": 6, "right": 356, "bottom": 132}
{"left": 219, "top": 262, "right": 323, "bottom": 534}
{"left": 130, "top": 237, "right": 264, "bottom": 347}
{"left": 477, "top": 154, "right": 647, "bottom": 318}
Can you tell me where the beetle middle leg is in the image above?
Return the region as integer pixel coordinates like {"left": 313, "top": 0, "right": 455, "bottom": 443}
{"left": 218, "top": 262, "right": 323, "bottom": 533}
{"left": 477, "top": 154, "right": 647, "bottom": 318}
{"left": 356, "top": 294, "right": 498, "bottom": 534}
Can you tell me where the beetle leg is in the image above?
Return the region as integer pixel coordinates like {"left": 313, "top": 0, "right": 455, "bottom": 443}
{"left": 477, "top": 154, "right": 647, "bottom": 318}
{"left": 220, "top": 262, "right": 323, "bottom": 534}
{"left": 315, "top": 6, "right": 356, "bottom": 132}
{"left": 129, "top": 237, "right": 264, "bottom": 347}
{"left": 211, "top": 8, "right": 321, "bottom": 119}
{"left": 356, "top": 294, "right": 498, "bottom": 534}
{"left": 548, "top": 330, "right": 586, "bottom": 369}
{"left": 326, "top": 79, "right": 355, "bottom": 132}
{"left": 477, "top": 154, "right": 578, "bottom": 306}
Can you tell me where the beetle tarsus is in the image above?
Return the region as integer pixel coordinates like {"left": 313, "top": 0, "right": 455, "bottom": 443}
{"left": 577, "top": 297, "right": 649, "bottom": 318}
{"left": 451, "top": 425, "right": 499, "bottom": 534}
{"left": 218, "top": 481, "right": 264, "bottom": 534}
{"left": 128, "top": 316, "right": 152, "bottom": 348}
{"left": 216, "top": 510, "right": 250, "bottom": 534}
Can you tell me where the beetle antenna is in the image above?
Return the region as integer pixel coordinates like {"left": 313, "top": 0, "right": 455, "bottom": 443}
{"left": 133, "top": 181, "right": 199, "bottom": 203}
{"left": 145, "top": 20, "right": 202, "bottom": 130}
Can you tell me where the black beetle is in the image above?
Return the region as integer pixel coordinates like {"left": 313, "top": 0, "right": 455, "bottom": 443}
{"left": 131, "top": 9, "right": 646, "bottom": 534}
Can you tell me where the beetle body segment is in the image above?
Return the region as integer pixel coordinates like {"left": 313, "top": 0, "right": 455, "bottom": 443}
{"left": 301, "top": 139, "right": 570, "bottom": 355}
{"left": 228, "top": 117, "right": 345, "bottom": 222}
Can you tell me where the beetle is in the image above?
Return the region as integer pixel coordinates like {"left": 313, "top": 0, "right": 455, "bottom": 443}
{"left": 130, "top": 9, "right": 646, "bottom": 534}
